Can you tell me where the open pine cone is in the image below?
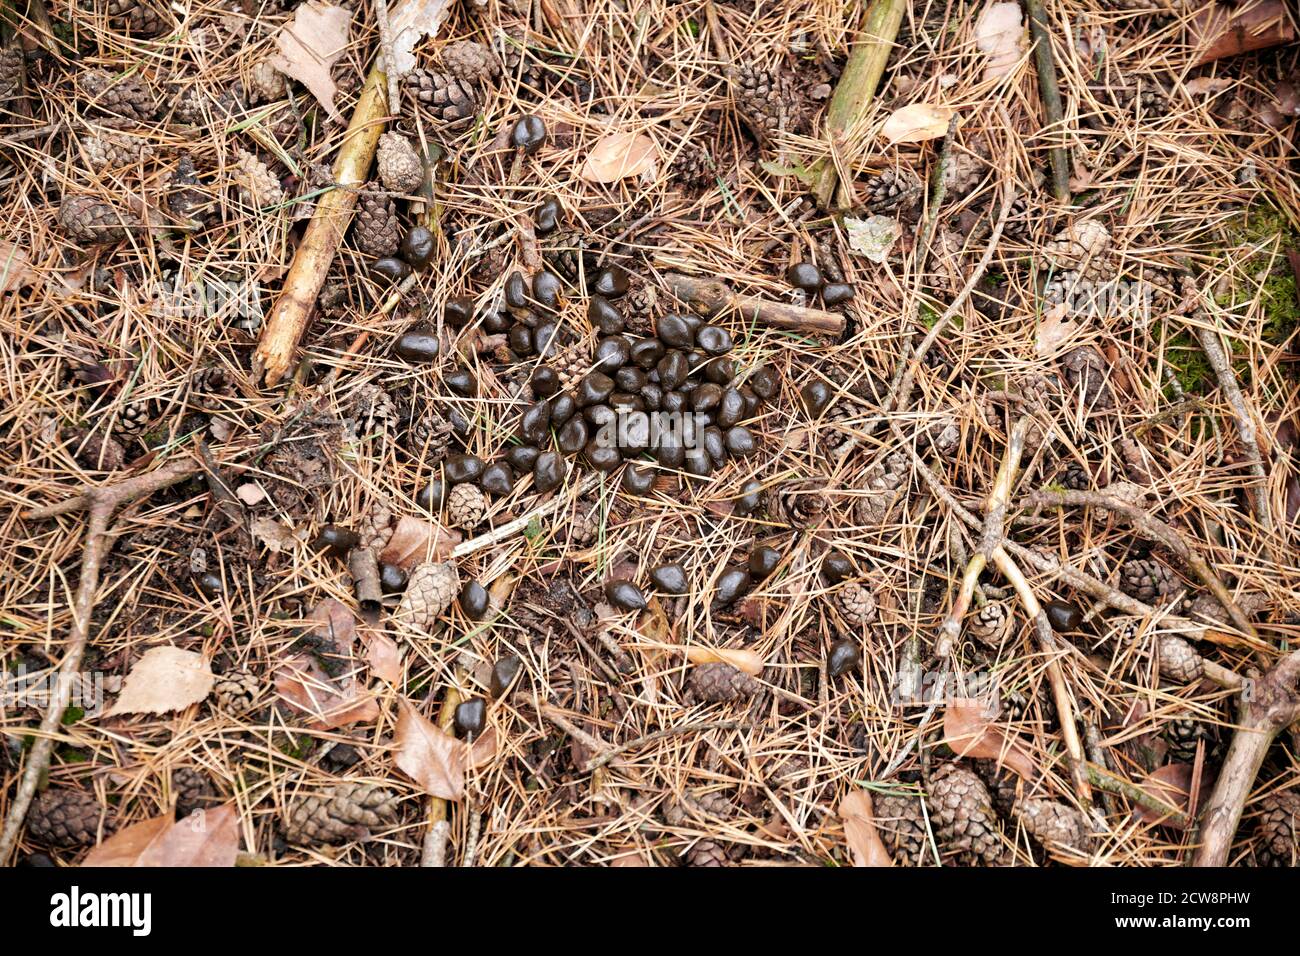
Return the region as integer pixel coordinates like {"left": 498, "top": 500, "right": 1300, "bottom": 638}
{"left": 284, "top": 782, "right": 398, "bottom": 846}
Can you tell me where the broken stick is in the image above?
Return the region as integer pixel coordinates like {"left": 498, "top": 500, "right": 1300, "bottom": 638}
{"left": 664, "top": 272, "right": 844, "bottom": 335}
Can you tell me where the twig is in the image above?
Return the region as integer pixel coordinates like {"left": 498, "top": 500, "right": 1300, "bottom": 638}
{"left": 374, "top": 0, "right": 401, "bottom": 115}
{"left": 1, "top": 455, "right": 199, "bottom": 862}
{"left": 809, "top": 0, "right": 907, "bottom": 209}
{"left": 451, "top": 472, "right": 602, "bottom": 559}
{"left": 1085, "top": 764, "right": 1189, "bottom": 829}
{"left": 1024, "top": 0, "right": 1071, "bottom": 203}
{"left": 1193, "top": 649, "right": 1300, "bottom": 866}
{"left": 583, "top": 720, "right": 739, "bottom": 773}
{"left": 663, "top": 272, "right": 844, "bottom": 335}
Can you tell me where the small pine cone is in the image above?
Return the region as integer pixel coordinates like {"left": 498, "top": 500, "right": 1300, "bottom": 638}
{"left": 670, "top": 142, "right": 714, "bottom": 190}
{"left": 924, "top": 414, "right": 961, "bottom": 456}
{"left": 92, "top": 0, "right": 169, "bottom": 35}
{"left": 114, "top": 398, "right": 155, "bottom": 436}
{"left": 212, "top": 667, "right": 260, "bottom": 714}
{"left": 686, "top": 662, "right": 761, "bottom": 703}
{"left": 351, "top": 383, "right": 398, "bottom": 444}
{"left": 439, "top": 40, "right": 500, "bottom": 84}
{"left": 683, "top": 839, "right": 731, "bottom": 867}
{"left": 1044, "top": 219, "right": 1112, "bottom": 271}
{"left": 80, "top": 69, "right": 157, "bottom": 121}
{"left": 0, "top": 46, "right": 24, "bottom": 100}
{"left": 821, "top": 400, "right": 866, "bottom": 461}
{"left": 836, "top": 582, "right": 877, "bottom": 626}
{"left": 621, "top": 278, "right": 659, "bottom": 333}
{"left": 865, "top": 167, "right": 923, "bottom": 216}
{"left": 234, "top": 150, "right": 284, "bottom": 210}
{"left": 552, "top": 341, "right": 595, "bottom": 392}
{"left": 541, "top": 227, "right": 597, "bottom": 282}
{"left": 172, "top": 767, "right": 214, "bottom": 818}
{"left": 27, "top": 789, "right": 111, "bottom": 848}
{"left": 398, "top": 561, "right": 459, "bottom": 631}
{"left": 1164, "top": 715, "right": 1216, "bottom": 763}
{"left": 874, "top": 793, "right": 930, "bottom": 866}
{"left": 663, "top": 789, "right": 735, "bottom": 827}
{"left": 284, "top": 782, "right": 398, "bottom": 846}
{"left": 854, "top": 452, "right": 910, "bottom": 526}
{"left": 353, "top": 192, "right": 400, "bottom": 257}
{"left": 942, "top": 147, "right": 986, "bottom": 198}
{"left": 69, "top": 427, "right": 126, "bottom": 471}
{"left": 928, "top": 763, "right": 1005, "bottom": 866}
{"left": 728, "top": 60, "right": 795, "bottom": 141}
{"left": 1185, "top": 591, "right": 1270, "bottom": 627}
{"left": 447, "top": 482, "right": 486, "bottom": 530}
{"left": 1060, "top": 345, "right": 1114, "bottom": 410}
{"left": 1157, "top": 635, "right": 1204, "bottom": 683}
{"left": 357, "top": 499, "right": 395, "bottom": 552}
{"left": 1255, "top": 791, "right": 1299, "bottom": 867}
{"left": 246, "top": 59, "right": 287, "bottom": 103}
{"left": 1015, "top": 798, "right": 1093, "bottom": 855}
{"left": 58, "top": 195, "right": 140, "bottom": 244}
{"left": 164, "top": 152, "right": 215, "bottom": 226}
{"left": 968, "top": 601, "right": 1010, "bottom": 649}
{"left": 1058, "top": 460, "right": 1090, "bottom": 490}
{"left": 171, "top": 82, "right": 243, "bottom": 125}
{"left": 1119, "top": 558, "right": 1178, "bottom": 605}
{"left": 1099, "top": 479, "right": 1149, "bottom": 516}
{"left": 190, "top": 365, "right": 237, "bottom": 410}
{"left": 494, "top": 25, "right": 549, "bottom": 92}
{"left": 566, "top": 499, "right": 600, "bottom": 547}
{"left": 80, "top": 129, "right": 152, "bottom": 169}
{"left": 1087, "top": 77, "right": 1169, "bottom": 116}
{"left": 771, "top": 477, "right": 832, "bottom": 528}
{"left": 403, "top": 68, "right": 477, "bottom": 121}
{"left": 376, "top": 132, "right": 424, "bottom": 194}
{"left": 404, "top": 409, "right": 454, "bottom": 457}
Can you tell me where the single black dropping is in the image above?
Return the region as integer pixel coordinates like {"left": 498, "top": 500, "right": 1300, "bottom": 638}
{"left": 454, "top": 698, "right": 487, "bottom": 738}
{"left": 511, "top": 114, "right": 547, "bottom": 154}
{"left": 479, "top": 462, "right": 515, "bottom": 497}
{"left": 650, "top": 563, "right": 689, "bottom": 594}
{"left": 828, "top": 639, "right": 861, "bottom": 678}
{"left": 394, "top": 329, "right": 439, "bottom": 362}
{"left": 604, "top": 579, "right": 647, "bottom": 611}
{"left": 459, "top": 581, "right": 490, "bottom": 620}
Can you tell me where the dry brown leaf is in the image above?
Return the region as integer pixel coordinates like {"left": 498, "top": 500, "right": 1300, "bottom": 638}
{"left": 1034, "top": 301, "right": 1081, "bottom": 356}
{"left": 82, "top": 804, "right": 239, "bottom": 866}
{"left": 388, "top": 0, "right": 452, "bottom": 76}
{"left": 1190, "top": 0, "right": 1296, "bottom": 66}
{"left": 251, "top": 515, "right": 297, "bottom": 552}
{"left": 974, "top": 2, "right": 1026, "bottom": 80}
{"left": 1133, "top": 763, "right": 1215, "bottom": 829}
{"left": 274, "top": 652, "right": 378, "bottom": 730}
{"left": 379, "top": 515, "right": 462, "bottom": 568}
{"left": 580, "top": 131, "right": 659, "bottom": 183}
{"left": 0, "top": 240, "right": 37, "bottom": 293}
{"left": 104, "top": 647, "right": 214, "bottom": 717}
{"left": 392, "top": 698, "right": 496, "bottom": 799}
{"left": 881, "top": 103, "right": 954, "bottom": 144}
{"left": 235, "top": 482, "right": 267, "bottom": 505}
{"left": 361, "top": 628, "right": 402, "bottom": 683}
{"left": 943, "top": 697, "right": 1038, "bottom": 781}
{"left": 268, "top": 1, "right": 352, "bottom": 122}
{"left": 1184, "top": 76, "right": 1235, "bottom": 96}
{"left": 837, "top": 790, "right": 892, "bottom": 867}
{"left": 684, "top": 645, "right": 764, "bottom": 676}
{"left": 607, "top": 846, "right": 653, "bottom": 866}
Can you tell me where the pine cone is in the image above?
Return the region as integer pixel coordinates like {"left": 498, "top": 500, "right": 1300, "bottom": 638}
{"left": 190, "top": 365, "right": 237, "bottom": 410}
{"left": 685, "top": 662, "right": 760, "bottom": 703}
{"left": 854, "top": 452, "right": 910, "bottom": 526}
{"left": 728, "top": 61, "right": 796, "bottom": 141}
{"left": 357, "top": 499, "right": 395, "bottom": 552}
{"left": 1044, "top": 219, "right": 1112, "bottom": 271}
{"left": 351, "top": 383, "right": 398, "bottom": 444}
{"left": 1255, "top": 791, "right": 1299, "bottom": 867}
{"left": 1015, "top": 798, "right": 1093, "bottom": 855}
{"left": 58, "top": 195, "right": 140, "bottom": 244}
{"left": 924, "top": 414, "right": 961, "bottom": 456}
{"left": 89, "top": 0, "right": 169, "bottom": 35}
{"left": 172, "top": 767, "right": 214, "bottom": 818}
{"left": 1087, "top": 77, "right": 1169, "bottom": 116}
{"left": 974, "top": 758, "right": 1021, "bottom": 817}
{"left": 439, "top": 40, "right": 500, "bottom": 84}
{"left": 670, "top": 142, "right": 714, "bottom": 190}
{"left": 114, "top": 398, "right": 155, "bottom": 436}
{"left": 1185, "top": 591, "right": 1271, "bottom": 626}
{"left": 942, "top": 146, "right": 987, "bottom": 198}
{"left": 1157, "top": 635, "right": 1204, "bottom": 683}
{"left": 1060, "top": 345, "right": 1114, "bottom": 410}
{"left": 1119, "top": 558, "right": 1178, "bottom": 605}
{"left": 663, "top": 789, "right": 736, "bottom": 827}
{"left": 246, "top": 59, "right": 287, "bottom": 103}
{"left": 772, "top": 476, "right": 832, "bottom": 528}
{"left": 541, "top": 227, "right": 596, "bottom": 282}
{"left": 447, "top": 482, "right": 486, "bottom": 530}
{"left": 820, "top": 399, "right": 868, "bottom": 460}
{"left": 0, "top": 46, "right": 24, "bottom": 100}
{"left": 376, "top": 132, "right": 424, "bottom": 194}
{"left": 621, "top": 276, "right": 659, "bottom": 332}
{"left": 929, "top": 763, "right": 1005, "bottom": 866}
{"left": 27, "top": 789, "right": 111, "bottom": 848}
{"left": 80, "top": 69, "right": 157, "bottom": 121}
{"left": 234, "top": 149, "right": 284, "bottom": 210}
{"left": 80, "top": 128, "right": 153, "bottom": 169}
{"left": 865, "top": 167, "right": 923, "bottom": 216}
{"left": 1099, "top": 479, "right": 1149, "bottom": 516}
{"left": 164, "top": 152, "right": 215, "bottom": 227}
{"left": 353, "top": 192, "right": 400, "bottom": 257}
{"left": 171, "top": 82, "right": 243, "bottom": 125}
{"left": 1164, "top": 715, "right": 1217, "bottom": 762}
{"left": 875, "top": 792, "right": 930, "bottom": 866}
{"left": 69, "top": 427, "right": 126, "bottom": 470}
{"left": 566, "top": 498, "right": 600, "bottom": 547}
{"left": 404, "top": 69, "right": 477, "bottom": 121}
{"left": 968, "top": 601, "right": 1010, "bottom": 649}
{"left": 404, "top": 408, "right": 455, "bottom": 457}
{"left": 683, "top": 839, "right": 731, "bottom": 866}
{"left": 836, "top": 582, "right": 877, "bottom": 626}
{"left": 212, "top": 667, "right": 260, "bottom": 714}
{"left": 284, "top": 782, "right": 398, "bottom": 846}
{"left": 552, "top": 341, "right": 594, "bottom": 392}
{"left": 494, "top": 25, "right": 550, "bottom": 93}
{"left": 397, "top": 561, "right": 459, "bottom": 631}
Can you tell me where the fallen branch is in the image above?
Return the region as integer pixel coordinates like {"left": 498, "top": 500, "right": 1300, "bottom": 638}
{"left": 253, "top": 66, "right": 389, "bottom": 387}
{"left": 809, "top": 0, "right": 907, "bottom": 209}
{"left": 1024, "top": 0, "right": 1070, "bottom": 203}
{"left": 663, "top": 272, "right": 844, "bottom": 335}
{"left": 1193, "top": 649, "right": 1300, "bottom": 866}
{"left": 1, "top": 455, "right": 200, "bottom": 863}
